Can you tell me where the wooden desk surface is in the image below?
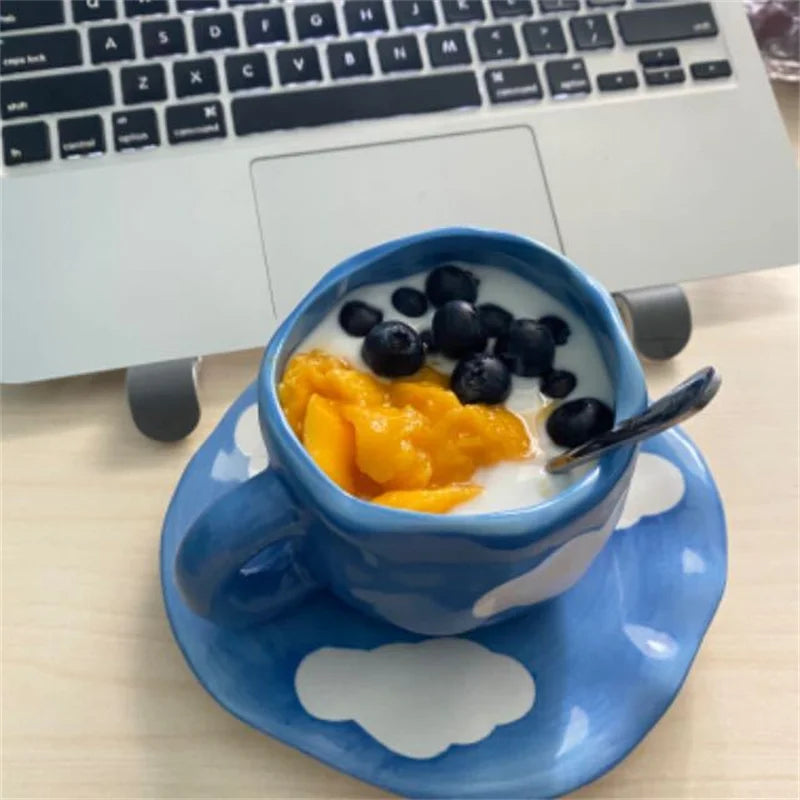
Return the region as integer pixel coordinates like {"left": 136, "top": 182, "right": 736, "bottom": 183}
{"left": 3, "top": 86, "right": 798, "bottom": 799}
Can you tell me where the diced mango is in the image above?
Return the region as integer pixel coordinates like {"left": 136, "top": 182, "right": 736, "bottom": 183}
{"left": 324, "top": 367, "right": 387, "bottom": 408}
{"left": 352, "top": 470, "right": 384, "bottom": 500}
{"left": 278, "top": 351, "right": 534, "bottom": 513}
{"left": 302, "top": 394, "right": 356, "bottom": 493}
{"left": 389, "top": 380, "right": 460, "bottom": 419}
{"left": 373, "top": 485, "right": 482, "bottom": 513}
{"left": 403, "top": 365, "right": 451, "bottom": 388}
{"left": 278, "top": 350, "right": 348, "bottom": 437}
{"left": 341, "top": 404, "right": 432, "bottom": 489}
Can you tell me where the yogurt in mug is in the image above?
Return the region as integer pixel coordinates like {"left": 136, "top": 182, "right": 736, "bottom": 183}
{"left": 279, "top": 264, "right": 614, "bottom": 514}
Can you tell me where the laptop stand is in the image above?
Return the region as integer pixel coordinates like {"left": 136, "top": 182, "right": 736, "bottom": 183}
{"left": 126, "top": 357, "right": 201, "bottom": 442}
{"left": 613, "top": 284, "right": 692, "bottom": 362}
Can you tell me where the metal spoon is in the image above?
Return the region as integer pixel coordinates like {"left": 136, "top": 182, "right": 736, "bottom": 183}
{"left": 546, "top": 366, "right": 721, "bottom": 474}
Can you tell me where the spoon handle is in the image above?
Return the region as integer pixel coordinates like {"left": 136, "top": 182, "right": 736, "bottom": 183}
{"left": 546, "top": 366, "right": 721, "bottom": 474}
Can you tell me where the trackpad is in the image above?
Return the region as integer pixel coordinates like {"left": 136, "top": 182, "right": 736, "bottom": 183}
{"left": 251, "top": 127, "right": 561, "bottom": 319}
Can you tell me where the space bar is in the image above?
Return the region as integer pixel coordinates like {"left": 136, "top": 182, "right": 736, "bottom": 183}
{"left": 232, "top": 72, "right": 481, "bottom": 136}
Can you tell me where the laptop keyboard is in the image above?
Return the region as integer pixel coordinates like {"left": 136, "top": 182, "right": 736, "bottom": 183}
{"left": 0, "top": 0, "right": 733, "bottom": 167}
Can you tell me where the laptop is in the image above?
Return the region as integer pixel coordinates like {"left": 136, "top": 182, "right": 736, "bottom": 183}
{"left": 1, "top": 0, "right": 797, "bottom": 383}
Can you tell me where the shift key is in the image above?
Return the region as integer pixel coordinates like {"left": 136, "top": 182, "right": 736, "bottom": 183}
{"left": 616, "top": 3, "right": 717, "bottom": 45}
{"left": 1, "top": 69, "right": 113, "bottom": 119}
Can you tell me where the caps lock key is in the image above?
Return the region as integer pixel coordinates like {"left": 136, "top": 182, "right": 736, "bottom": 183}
{"left": 0, "top": 30, "right": 82, "bottom": 76}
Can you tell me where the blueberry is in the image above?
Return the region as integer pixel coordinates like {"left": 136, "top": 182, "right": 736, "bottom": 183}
{"left": 391, "top": 287, "right": 429, "bottom": 318}
{"left": 451, "top": 355, "right": 511, "bottom": 405}
{"left": 495, "top": 319, "right": 555, "bottom": 377}
{"left": 431, "top": 301, "right": 488, "bottom": 360}
{"left": 338, "top": 300, "right": 383, "bottom": 337}
{"left": 425, "top": 265, "right": 480, "bottom": 307}
{"left": 420, "top": 329, "right": 438, "bottom": 354}
{"left": 546, "top": 398, "right": 614, "bottom": 448}
{"left": 362, "top": 320, "right": 425, "bottom": 378}
{"left": 477, "top": 303, "right": 514, "bottom": 338}
{"left": 540, "top": 369, "right": 577, "bottom": 399}
{"left": 539, "top": 315, "right": 571, "bottom": 346}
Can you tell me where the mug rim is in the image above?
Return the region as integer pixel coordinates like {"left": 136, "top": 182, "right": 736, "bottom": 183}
{"left": 260, "top": 227, "right": 648, "bottom": 541}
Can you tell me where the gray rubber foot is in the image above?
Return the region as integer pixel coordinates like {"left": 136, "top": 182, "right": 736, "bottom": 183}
{"left": 613, "top": 285, "right": 692, "bottom": 361}
{"left": 126, "top": 358, "right": 200, "bottom": 442}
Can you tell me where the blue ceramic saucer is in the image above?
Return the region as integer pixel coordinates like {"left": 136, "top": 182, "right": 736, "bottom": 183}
{"left": 160, "top": 383, "right": 727, "bottom": 799}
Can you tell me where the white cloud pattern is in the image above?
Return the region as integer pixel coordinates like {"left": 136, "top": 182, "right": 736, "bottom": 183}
{"left": 472, "top": 496, "right": 623, "bottom": 619}
{"left": 295, "top": 638, "right": 535, "bottom": 759}
{"left": 617, "top": 452, "right": 684, "bottom": 530}
{"left": 233, "top": 403, "right": 268, "bottom": 477}
{"left": 472, "top": 453, "right": 685, "bottom": 620}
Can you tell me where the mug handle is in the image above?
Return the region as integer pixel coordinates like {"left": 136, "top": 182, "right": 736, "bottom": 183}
{"left": 175, "top": 467, "right": 322, "bottom": 628}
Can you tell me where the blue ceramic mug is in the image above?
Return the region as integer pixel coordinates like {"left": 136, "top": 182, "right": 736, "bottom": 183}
{"left": 175, "top": 229, "right": 648, "bottom": 635}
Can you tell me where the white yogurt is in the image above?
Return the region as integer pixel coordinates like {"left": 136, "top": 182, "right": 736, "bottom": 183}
{"left": 299, "top": 265, "right": 614, "bottom": 514}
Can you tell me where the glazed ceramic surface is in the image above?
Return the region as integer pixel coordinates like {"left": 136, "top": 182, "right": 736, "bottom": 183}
{"left": 175, "top": 229, "right": 648, "bottom": 632}
{"left": 161, "top": 384, "right": 727, "bottom": 799}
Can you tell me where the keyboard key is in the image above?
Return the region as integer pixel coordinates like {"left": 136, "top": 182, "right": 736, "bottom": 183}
{"left": 328, "top": 39, "right": 371, "bottom": 77}
{"left": 243, "top": 7, "right": 288, "bottom": 45}
{"left": 229, "top": 0, "right": 265, "bottom": 5}
{"left": 193, "top": 13, "right": 237, "bottom": 51}
{"left": 691, "top": 59, "right": 731, "bottom": 79}
{"left": 522, "top": 20, "right": 566, "bottom": 54}
{"left": 597, "top": 69, "right": 637, "bottom": 90}
{"left": 295, "top": 3, "right": 338, "bottom": 40}
{"left": 177, "top": 0, "right": 219, "bottom": 11}
{"left": 545, "top": 57, "right": 590, "bottom": 95}
{"left": 225, "top": 51, "right": 270, "bottom": 91}
{"left": 277, "top": 46, "right": 322, "bottom": 84}
{"left": 141, "top": 18, "right": 187, "bottom": 57}
{"left": 58, "top": 113, "right": 105, "bottom": 157}
{"left": 377, "top": 34, "right": 422, "bottom": 72}
{"left": 427, "top": 29, "right": 470, "bottom": 66}
{"left": 2, "top": 119, "right": 49, "bottom": 164}
{"left": 570, "top": 14, "right": 613, "bottom": 49}
{"left": 474, "top": 24, "right": 519, "bottom": 61}
{"left": 638, "top": 46, "right": 678, "bottom": 67}
{"left": 125, "top": 0, "right": 168, "bottom": 17}
{"left": 112, "top": 107, "right": 159, "bottom": 150}
{"left": 616, "top": 3, "right": 717, "bottom": 45}
{"left": 71, "top": 0, "right": 117, "bottom": 23}
{"left": 166, "top": 99, "right": 225, "bottom": 144}
{"left": 587, "top": 0, "right": 624, "bottom": 6}
{"left": 644, "top": 66, "right": 685, "bottom": 85}
{"left": 393, "top": 0, "right": 436, "bottom": 27}
{"left": 345, "top": 1, "right": 388, "bottom": 33}
{"left": 0, "top": 30, "right": 82, "bottom": 75}
{"left": 1, "top": 1, "right": 64, "bottom": 32}
{"left": 232, "top": 71, "right": 480, "bottom": 135}
{"left": 485, "top": 63, "right": 541, "bottom": 102}
{"left": 89, "top": 24, "right": 135, "bottom": 63}
{"left": 121, "top": 63, "right": 166, "bottom": 103}
{"left": 174, "top": 57, "right": 218, "bottom": 96}
{"left": 1, "top": 68, "right": 113, "bottom": 119}
{"left": 490, "top": 0, "right": 533, "bottom": 17}
{"left": 539, "top": 0, "right": 578, "bottom": 12}
{"left": 442, "top": 1, "right": 485, "bottom": 22}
